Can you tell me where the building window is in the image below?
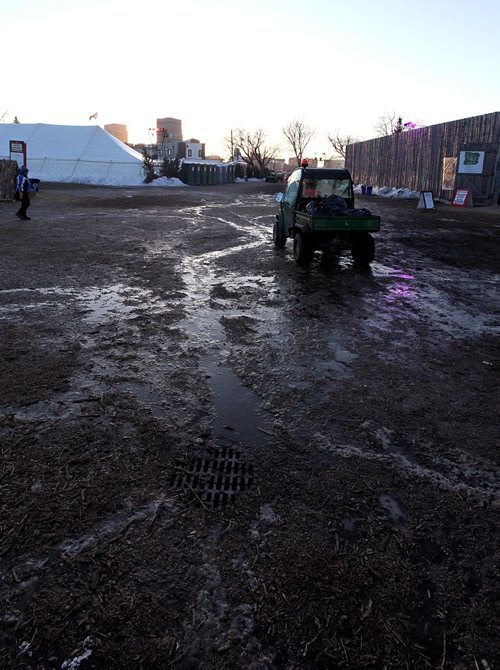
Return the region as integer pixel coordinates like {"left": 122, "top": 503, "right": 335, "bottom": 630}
{"left": 198, "top": 150, "right": 202, "bottom": 157}
{"left": 188, "top": 149, "right": 192, "bottom": 157}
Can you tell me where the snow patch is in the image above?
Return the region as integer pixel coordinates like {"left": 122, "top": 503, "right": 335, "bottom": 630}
{"left": 354, "top": 184, "right": 419, "bottom": 199}
{"left": 61, "top": 637, "right": 93, "bottom": 669}
{"left": 18, "top": 641, "right": 32, "bottom": 657}
{"left": 260, "top": 504, "right": 279, "bottom": 524}
{"left": 146, "top": 176, "right": 187, "bottom": 187}
{"left": 235, "top": 177, "right": 264, "bottom": 183}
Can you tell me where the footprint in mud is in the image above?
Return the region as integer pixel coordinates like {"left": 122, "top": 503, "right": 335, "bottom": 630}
{"left": 340, "top": 511, "right": 362, "bottom": 539}
{"left": 379, "top": 494, "right": 406, "bottom": 524}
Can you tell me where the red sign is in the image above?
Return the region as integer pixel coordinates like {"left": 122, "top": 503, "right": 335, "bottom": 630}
{"left": 452, "top": 188, "right": 471, "bottom": 207}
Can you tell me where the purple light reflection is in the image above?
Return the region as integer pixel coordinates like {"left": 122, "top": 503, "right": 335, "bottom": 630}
{"left": 384, "top": 281, "right": 416, "bottom": 306}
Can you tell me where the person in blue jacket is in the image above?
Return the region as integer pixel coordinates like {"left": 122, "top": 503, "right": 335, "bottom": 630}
{"left": 15, "top": 166, "right": 32, "bottom": 220}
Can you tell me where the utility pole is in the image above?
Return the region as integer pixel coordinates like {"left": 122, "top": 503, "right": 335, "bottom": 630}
{"left": 230, "top": 129, "right": 234, "bottom": 162}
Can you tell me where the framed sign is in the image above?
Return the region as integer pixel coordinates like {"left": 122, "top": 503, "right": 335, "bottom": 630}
{"left": 458, "top": 151, "right": 484, "bottom": 174}
{"left": 452, "top": 188, "right": 471, "bottom": 207}
{"left": 417, "top": 191, "right": 435, "bottom": 210}
{"left": 9, "top": 140, "right": 26, "bottom": 167}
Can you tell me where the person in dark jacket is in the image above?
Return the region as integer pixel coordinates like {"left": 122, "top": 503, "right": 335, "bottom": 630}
{"left": 15, "top": 166, "right": 32, "bottom": 220}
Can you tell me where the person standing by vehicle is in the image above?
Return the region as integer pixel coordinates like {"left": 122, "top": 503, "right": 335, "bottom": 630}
{"left": 15, "top": 166, "right": 32, "bottom": 220}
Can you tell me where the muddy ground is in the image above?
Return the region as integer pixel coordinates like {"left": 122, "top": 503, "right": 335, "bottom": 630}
{"left": 0, "top": 182, "right": 499, "bottom": 669}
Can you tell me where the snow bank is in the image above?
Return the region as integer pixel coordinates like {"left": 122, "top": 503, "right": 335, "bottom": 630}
{"left": 354, "top": 184, "right": 419, "bottom": 199}
{"left": 146, "top": 177, "right": 187, "bottom": 187}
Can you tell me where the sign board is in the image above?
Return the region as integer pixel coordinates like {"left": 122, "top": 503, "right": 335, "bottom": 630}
{"left": 417, "top": 191, "right": 435, "bottom": 210}
{"left": 451, "top": 188, "right": 471, "bottom": 207}
{"left": 9, "top": 140, "right": 26, "bottom": 168}
{"left": 458, "top": 151, "right": 484, "bottom": 174}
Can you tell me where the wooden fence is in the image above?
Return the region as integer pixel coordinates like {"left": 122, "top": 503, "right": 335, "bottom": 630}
{"left": 0, "top": 160, "right": 18, "bottom": 201}
{"left": 346, "top": 112, "right": 500, "bottom": 203}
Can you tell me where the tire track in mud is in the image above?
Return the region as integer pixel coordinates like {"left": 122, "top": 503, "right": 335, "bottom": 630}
{"left": 175, "top": 198, "right": 277, "bottom": 448}
{"left": 168, "top": 196, "right": 282, "bottom": 661}
{"left": 312, "top": 426, "right": 500, "bottom": 504}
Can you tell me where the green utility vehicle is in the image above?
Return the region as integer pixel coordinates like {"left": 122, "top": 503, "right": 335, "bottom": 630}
{"left": 265, "top": 170, "right": 285, "bottom": 183}
{"left": 273, "top": 166, "right": 380, "bottom": 265}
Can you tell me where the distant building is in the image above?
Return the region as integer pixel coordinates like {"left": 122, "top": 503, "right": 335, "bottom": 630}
{"left": 156, "top": 117, "right": 182, "bottom": 144}
{"left": 155, "top": 118, "right": 182, "bottom": 161}
{"left": 131, "top": 143, "right": 152, "bottom": 158}
{"left": 323, "top": 158, "right": 345, "bottom": 168}
{"left": 285, "top": 157, "right": 344, "bottom": 169}
{"left": 267, "top": 158, "right": 287, "bottom": 171}
{"left": 179, "top": 139, "right": 205, "bottom": 160}
{"left": 105, "top": 123, "right": 128, "bottom": 144}
{"left": 287, "top": 157, "right": 299, "bottom": 169}
{"left": 149, "top": 117, "right": 211, "bottom": 163}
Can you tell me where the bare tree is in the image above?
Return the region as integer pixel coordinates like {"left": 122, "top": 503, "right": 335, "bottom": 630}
{"left": 226, "top": 128, "right": 280, "bottom": 176}
{"left": 157, "top": 129, "right": 178, "bottom": 162}
{"left": 374, "top": 112, "right": 401, "bottom": 136}
{"left": 282, "top": 120, "right": 315, "bottom": 165}
{"left": 326, "top": 132, "right": 359, "bottom": 160}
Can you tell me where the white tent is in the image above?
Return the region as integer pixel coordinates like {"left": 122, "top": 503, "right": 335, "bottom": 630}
{"left": 0, "top": 123, "right": 146, "bottom": 185}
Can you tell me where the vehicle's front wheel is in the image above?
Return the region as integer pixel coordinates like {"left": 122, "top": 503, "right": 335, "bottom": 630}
{"left": 293, "top": 232, "right": 314, "bottom": 265}
{"left": 273, "top": 221, "right": 287, "bottom": 248}
{"left": 351, "top": 233, "right": 375, "bottom": 264}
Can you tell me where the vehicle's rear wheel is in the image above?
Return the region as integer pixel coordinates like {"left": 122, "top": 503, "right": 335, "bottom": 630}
{"left": 293, "top": 232, "right": 314, "bottom": 265}
{"left": 351, "top": 233, "right": 375, "bottom": 264}
{"left": 273, "top": 221, "right": 287, "bottom": 248}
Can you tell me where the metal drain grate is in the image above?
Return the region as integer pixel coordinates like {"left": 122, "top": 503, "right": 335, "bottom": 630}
{"left": 170, "top": 446, "right": 254, "bottom": 509}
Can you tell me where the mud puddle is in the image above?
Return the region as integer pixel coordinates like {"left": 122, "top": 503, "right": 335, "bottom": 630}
{"left": 201, "top": 352, "right": 268, "bottom": 446}
{"left": 176, "top": 207, "right": 275, "bottom": 447}
{"left": 79, "top": 284, "right": 171, "bottom": 323}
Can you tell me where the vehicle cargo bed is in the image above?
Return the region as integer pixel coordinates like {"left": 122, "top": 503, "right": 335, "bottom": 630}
{"left": 295, "top": 211, "right": 381, "bottom": 232}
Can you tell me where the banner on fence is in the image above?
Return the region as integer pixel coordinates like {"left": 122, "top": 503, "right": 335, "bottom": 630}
{"left": 442, "top": 157, "right": 457, "bottom": 190}
{"left": 458, "top": 151, "right": 484, "bottom": 174}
